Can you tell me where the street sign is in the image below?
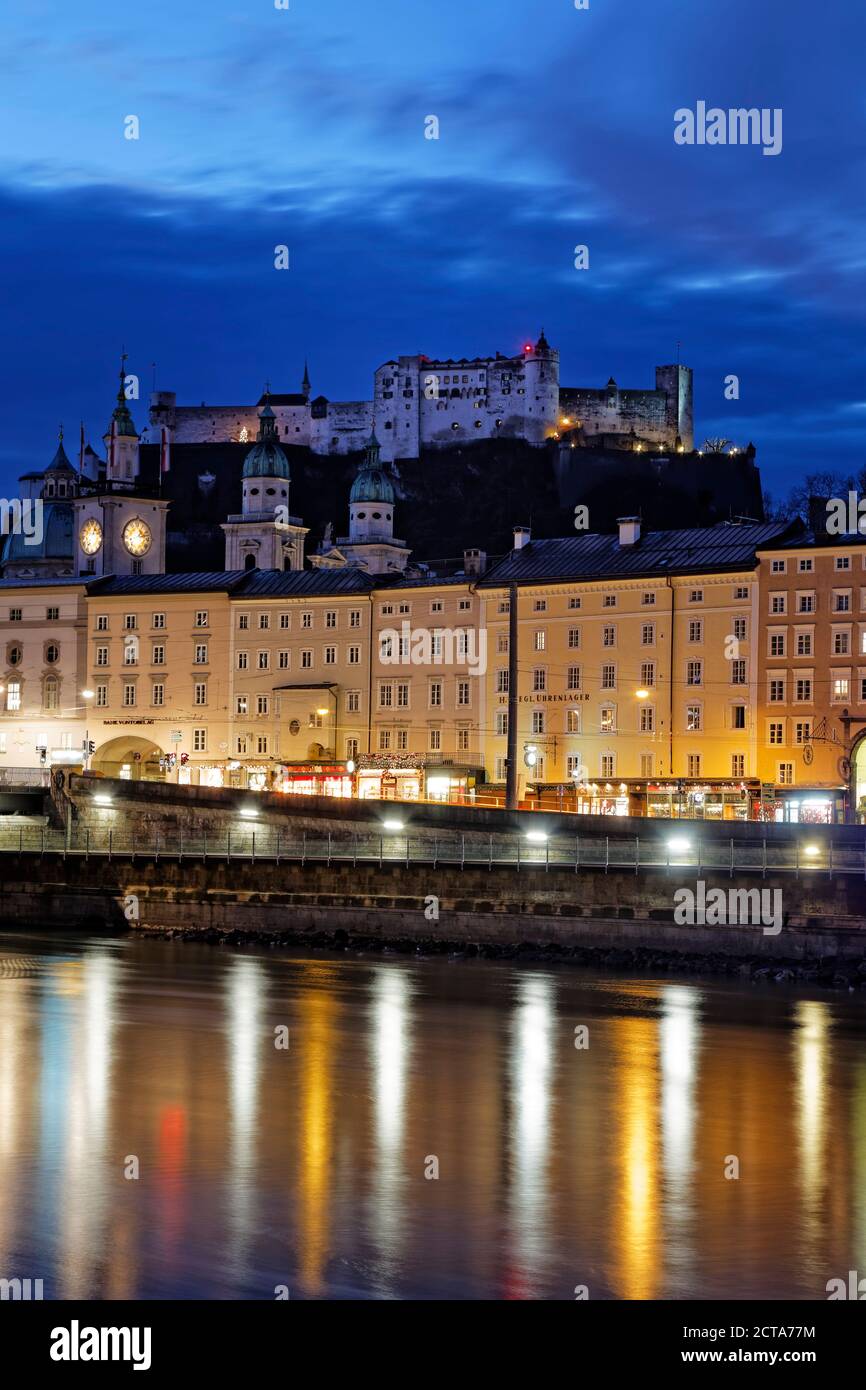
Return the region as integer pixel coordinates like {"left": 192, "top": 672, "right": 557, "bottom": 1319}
{"left": 170, "top": 731, "right": 182, "bottom": 742}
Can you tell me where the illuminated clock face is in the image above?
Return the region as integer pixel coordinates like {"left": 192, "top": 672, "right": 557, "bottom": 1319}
{"left": 79, "top": 519, "right": 103, "bottom": 555}
{"left": 122, "top": 518, "right": 152, "bottom": 557}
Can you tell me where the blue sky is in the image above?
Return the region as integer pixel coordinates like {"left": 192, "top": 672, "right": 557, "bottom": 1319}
{"left": 0, "top": 0, "right": 863, "bottom": 497}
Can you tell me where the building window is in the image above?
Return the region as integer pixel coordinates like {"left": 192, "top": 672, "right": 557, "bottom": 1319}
{"left": 429, "top": 728, "right": 441, "bottom": 751}
{"left": 302, "top": 612, "right": 313, "bottom": 628}
{"left": 280, "top": 612, "right": 291, "bottom": 629}
{"left": 379, "top": 683, "right": 393, "bottom": 708}
{"left": 496, "top": 670, "right": 509, "bottom": 693}
{"left": 686, "top": 704, "right": 701, "bottom": 731}
{"left": 769, "top": 634, "right": 785, "bottom": 657}
{"left": 797, "top": 632, "right": 812, "bottom": 656}
{"left": 836, "top": 555, "right": 851, "bottom": 570}
{"left": 600, "top": 706, "right": 615, "bottom": 733}
{"left": 8, "top": 610, "right": 21, "bottom": 623}
{"left": 686, "top": 660, "right": 702, "bottom": 686}
{"left": 602, "top": 625, "right": 616, "bottom": 647}
{"left": 832, "top": 675, "right": 850, "bottom": 702}
{"left": 346, "top": 737, "right": 359, "bottom": 759}
{"left": 457, "top": 680, "right": 470, "bottom": 706}
{"left": 495, "top": 710, "right": 508, "bottom": 737}
{"left": 153, "top": 613, "right": 166, "bottom": 630}
{"left": 735, "top": 586, "right": 749, "bottom": 599}
{"left": 236, "top": 696, "right": 248, "bottom": 715}
{"left": 640, "top": 753, "right": 654, "bottom": 776}
{"left": 297, "top": 650, "right": 311, "bottom": 670}
{"left": 568, "top": 628, "right": 580, "bottom": 649}
{"left": 43, "top": 676, "right": 59, "bottom": 711}
{"left": 5, "top": 681, "right": 20, "bottom": 711}
{"left": 568, "top": 597, "right": 581, "bottom": 610}
{"left": 798, "top": 593, "right": 815, "bottom": 614}
{"left": 258, "top": 613, "right": 270, "bottom": 630}
{"left": 794, "top": 721, "right": 812, "bottom": 745}
{"left": 534, "top": 630, "right": 545, "bottom": 651}
{"left": 96, "top": 615, "right": 109, "bottom": 631}
{"left": 237, "top": 651, "right": 248, "bottom": 669}
{"left": 732, "top": 704, "right": 746, "bottom": 729}
{"left": 429, "top": 681, "right": 442, "bottom": 708}
{"left": 566, "top": 708, "right": 581, "bottom": 733}
{"left": 641, "top": 624, "right": 654, "bottom": 645}
{"left": 768, "top": 722, "right": 784, "bottom": 745}
{"left": 194, "top": 682, "right": 207, "bottom": 706}
{"left": 798, "top": 558, "right": 813, "bottom": 572}
{"left": 768, "top": 678, "right": 785, "bottom": 702}
{"left": 122, "top": 684, "right": 136, "bottom": 707}
{"left": 834, "top": 631, "right": 850, "bottom": 655}
{"left": 687, "top": 754, "right": 701, "bottom": 777}
{"left": 731, "top": 753, "right": 745, "bottom": 777}
{"left": 46, "top": 607, "right": 59, "bottom": 621}
{"left": 795, "top": 678, "right": 813, "bottom": 702}
{"left": 195, "top": 611, "right": 208, "bottom": 628}
{"left": 770, "top": 594, "right": 786, "bottom": 614}
{"left": 238, "top": 613, "right": 250, "bottom": 630}
{"left": 346, "top": 690, "right": 360, "bottom": 714}
{"left": 348, "top": 645, "right": 360, "bottom": 664}
{"left": 566, "top": 753, "right": 583, "bottom": 777}
{"left": 46, "top": 644, "right": 60, "bottom": 664}
{"left": 601, "top": 663, "right": 616, "bottom": 689}
{"left": 640, "top": 705, "right": 654, "bottom": 733}
{"left": 532, "top": 710, "right": 545, "bottom": 735}
{"left": 152, "top": 644, "right": 165, "bottom": 664}
{"left": 152, "top": 683, "right": 165, "bottom": 707}
{"left": 324, "top": 645, "right": 336, "bottom": 665}
{"left": 640, "top": 661, "right": 655, "bottom": 687}
{"left": 688, "top": 620, "right": 702, "bottom": 643}
{"left": 834, "top": 591, "right": 851, "bottom": 613}
{"left": 96, "top": 646, "right": 109, "bottom": 667}
{"left": 600, "top": 754, "right": 615, "bottom": 778}
{"left": 194, "top": 643, "right": 208, "bottom": 664}
{"left": 731, "top": 659, "right": 746, "bottom": 685}
{"left": 688, "top": 590, "right": 703, "bottom": 603}
{"left": 771, "top": 559, "right": 786, "bottom": 573}
{"left": 378, "top": 729, "right": 391, "bottom": 752}
{"left": 124, "top": 615, "right": 137, "bottom": 630}
{"left": 778, "top": 762, "right": 794, "bottom": 785}
{"left": 533, "top": 669, "right": 546, "bottom": 693}
{"left": 567, "top": 666, "right": 581, "bottom": 691}
{"left": 603, "top": 594, "right": 616, "bottom": 608}
{"left": 533, "top": 599, "right": 547, "bottom": 613}
{"left": 194, "top": 729, "right": 207, "bottom": 752}
{"left": 641, "top": 592, "right": 656, "bottom": 606}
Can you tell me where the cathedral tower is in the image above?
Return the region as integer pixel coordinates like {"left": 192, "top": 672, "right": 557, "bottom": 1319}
{"left": 222, "top": 397, "right": 308, "bottom": 570}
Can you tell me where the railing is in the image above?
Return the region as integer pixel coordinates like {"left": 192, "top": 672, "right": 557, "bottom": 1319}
{"left": 0, "top": 827, "right": 863, "bottom": 876}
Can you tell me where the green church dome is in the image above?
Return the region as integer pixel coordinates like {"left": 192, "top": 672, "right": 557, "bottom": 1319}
{"left": 242, "top": 402, "right": 290, "bottom": 480}
{"left": 349, "top": 430, "right": 394, "bottom": 503}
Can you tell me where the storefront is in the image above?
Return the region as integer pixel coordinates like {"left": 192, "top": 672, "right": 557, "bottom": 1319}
{"left": 424, "top": 766, "right": 482, "bottom": 803}
{"left": 758, "top": 786, "right": 846, "bottom": 825}
{"left": 276, "top": 762, "right": 354, "bottom": 797}
{"left": 639, "top": 781, "right": 758, "bottom": 821}
{"left": 357, "top": 766, "right": 422, "bottom": 801}
{"left": 530, "top": 782, "right": 630, "bottom": 815}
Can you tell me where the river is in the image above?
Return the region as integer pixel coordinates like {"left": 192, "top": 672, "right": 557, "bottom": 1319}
{"left": 0, "top": 928, "right": 863, "bottom": 1300}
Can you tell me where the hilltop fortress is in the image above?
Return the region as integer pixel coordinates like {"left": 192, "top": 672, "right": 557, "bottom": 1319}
{"left": 146, "top": 332, "right": 694, "bottom": 461}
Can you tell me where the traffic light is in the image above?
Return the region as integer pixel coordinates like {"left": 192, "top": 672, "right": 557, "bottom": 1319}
{"left": 39, "top": 747, "right": 47, "bottom": 765}
{"left": 87, "top": 740, "right": 95, "bottom": 755}
{"left": 180, "top": 751, "right": 189, "bottom": 765}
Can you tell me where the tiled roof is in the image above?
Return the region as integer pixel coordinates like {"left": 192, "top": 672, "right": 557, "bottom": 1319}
{"left": 237, "top": 569, "right": 376, "bottom": 596}
{"left": 91, "top": 572, "right": 247, "bottom": 595}
{"left": 480, "top": 522, "right": 798, "bottom": 586}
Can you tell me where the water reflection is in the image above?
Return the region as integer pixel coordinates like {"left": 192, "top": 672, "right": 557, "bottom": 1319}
{"left": 0, "top": 931, "right": 863, "bottom": 1300}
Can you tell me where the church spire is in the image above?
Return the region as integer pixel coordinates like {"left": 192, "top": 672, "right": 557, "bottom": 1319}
{"left": 302, "top": 360, "right": 311, "bottom": 400}
{"left": 108, "top": 351, "right": 139, "bottom": 438}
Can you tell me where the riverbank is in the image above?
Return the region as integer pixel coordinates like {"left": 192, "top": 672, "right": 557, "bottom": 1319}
{"left": 138, "top": 919, "right": 866, "bottom": 988}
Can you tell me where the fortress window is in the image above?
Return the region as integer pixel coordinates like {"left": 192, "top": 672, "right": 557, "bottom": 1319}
{"left": 474, "top": 420, "right": 482, "bottom": 428}
{"left": 372, "top": 512, "right": 382, "bottom": 520}
{"left": 357, "top": 511, "right": 366, "bottom": 520}
{"left": 45, "top": 644, "right": 59, "bottom": 664}
{"left": 250, "top": 487, "right": 259, "bottom": 496}
{"left": 451, "top": 422, "right": 460, "bottom": 430}
{"left": 266, "top": 488, "right": 275, "bottom": 496}
{"left": 8, "top": 645, "right": 22, "bottom": 666}
{"left": 495, "top": 419, "right": 502, "bottom": 427}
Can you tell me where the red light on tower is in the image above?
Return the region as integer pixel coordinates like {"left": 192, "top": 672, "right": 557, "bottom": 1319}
{"left": 524, "top": 343, "right": 533, "bottom": 353}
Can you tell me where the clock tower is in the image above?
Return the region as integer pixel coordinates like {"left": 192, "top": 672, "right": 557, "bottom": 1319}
{"left": 74, "top": 359, "right": 169, "bottom": 576}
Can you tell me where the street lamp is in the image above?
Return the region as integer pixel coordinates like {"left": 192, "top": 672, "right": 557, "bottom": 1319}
{"left": 635, "top": 688, "right": 650, "bottom": 700}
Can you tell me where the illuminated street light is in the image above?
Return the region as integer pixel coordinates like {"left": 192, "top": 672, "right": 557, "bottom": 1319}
{"left": 94, "top": 794, "right": 113, "bottom": 806}
{"left": 803, "top": 844, "right": 820, "bottom": 857}
{"left": 668, "top": 836, "right": 691, "bottom": 853}
{"left": 383, "top": 818, "right": 405, "bottom": 832}
{"left": 526, "top": 830, "right": 548, "bottom": 843}
{"left": 635, "top": 688, "right": 650, "bottom": 700}
{"left": 239, "top": 806, "right": 259, "bottom": 819}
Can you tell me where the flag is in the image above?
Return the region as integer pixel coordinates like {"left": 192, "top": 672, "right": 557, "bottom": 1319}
{"left": 160, "top": 426, "right": 171, "bottom": 475}
{"left": 79, "top": 422, "right": 85, "bottom": 473}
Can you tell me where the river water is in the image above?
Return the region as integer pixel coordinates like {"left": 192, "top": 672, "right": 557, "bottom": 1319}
{"left": 0, "top": 928, "right": 864, "bottom": 1300}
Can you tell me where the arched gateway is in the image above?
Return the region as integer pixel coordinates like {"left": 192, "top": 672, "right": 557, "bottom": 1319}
{"left": 91, "top": 736, "right": 166, "bottom": 782}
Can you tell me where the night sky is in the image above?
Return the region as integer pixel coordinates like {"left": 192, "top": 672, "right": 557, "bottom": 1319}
{"left": 1, "top": 0, "right": 863, "bottom": 500}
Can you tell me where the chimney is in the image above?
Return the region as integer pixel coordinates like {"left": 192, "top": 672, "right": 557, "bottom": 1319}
{"left": 463, "top": 547, "right": 487, "bottom": 577}
{"left": 513, "top": 526, "right": 531, "bottom": 551}
{"left": 617, "top": 516, "right": 641, "bottom": 547}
